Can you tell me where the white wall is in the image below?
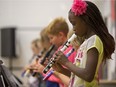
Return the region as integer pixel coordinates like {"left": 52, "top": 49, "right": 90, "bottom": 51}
{"left": 0, "top": 0, "right": 73, "bottom": 27}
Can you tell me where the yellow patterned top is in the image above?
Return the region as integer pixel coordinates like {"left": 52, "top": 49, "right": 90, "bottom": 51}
{"left": 69, "top": 35, "right": 103, "bottom": 87}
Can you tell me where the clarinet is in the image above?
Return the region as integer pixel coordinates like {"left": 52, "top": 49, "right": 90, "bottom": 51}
{"left": 32, "top": 45, "right": 55, "bottom": 76}
{"left": 43, "top": 70, "right": 54, "bottom": 80}
{"left": 22, "top": 49, "right": 46, "bottom": 77}
{"left": 43, "top": 34, "right": 77, "bottom": 74}
{"left": 43, "top": 48, "right": 75, "bottom": 80}
{"left": 40, "top": 45, "right": 55, "bottom": 65}
{"left": 21, "top": 55, "right": 37, "bottom": 77}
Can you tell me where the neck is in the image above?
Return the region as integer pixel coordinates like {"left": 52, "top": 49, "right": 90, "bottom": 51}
{"left": 85, "top": 30, "right": 95, "bottom": 39}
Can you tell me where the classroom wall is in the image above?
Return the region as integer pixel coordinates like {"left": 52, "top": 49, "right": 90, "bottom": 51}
{"left": 0, "top": 0, "right": 115, "bottom": 86}
{"left": 0, "top": 0, "right": 73, "bottom": 27}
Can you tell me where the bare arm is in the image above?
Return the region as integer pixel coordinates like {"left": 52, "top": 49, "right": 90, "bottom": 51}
{"left": 53, "top": 71, "right": 70, "bottom": 86}
{"left": 53, "top": 63, "right": 71, "bottom": 77}
{"left": 57, "top": 48, "right": 98, "bottom": 82}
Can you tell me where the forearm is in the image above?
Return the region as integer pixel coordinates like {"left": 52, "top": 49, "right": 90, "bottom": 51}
{"left": 64, "top": 62, "right": 94, "bottom": 82}
{"left": 53, "top": 71, "right": 70, "bottom": 86}
{"left": 58, "top": 67, "right": 71, "bottom": 77}
{"left": 52, "top": 62, "right": 71, "bottom": 77}
{"left": 44, "top": 73, "right": 62, "bottom": 83}
{"left": 56, "top": 47, "right": 98, "bottom": 82}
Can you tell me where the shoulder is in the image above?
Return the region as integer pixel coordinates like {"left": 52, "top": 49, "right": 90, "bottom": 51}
{"left": 87, "top": 35, "right": 101, "bottom": 43}
{"left": 86, "top": 35, "right": 103, "bottom": 45}
{"left": 86, "top": 35, "right": 103, "bottom": 54}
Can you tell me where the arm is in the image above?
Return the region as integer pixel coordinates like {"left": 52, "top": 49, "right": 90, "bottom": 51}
{"left": 53, "top": 63, "right": 71, "bottom": 77}
{"left": 45, "top": 64, "right": 70, "bottom": 85}
{"left": 57, "top": 48, "right": 98, "bottom": 82}
{"left": 53, "top": 71, "right": 70, "bottom": 86}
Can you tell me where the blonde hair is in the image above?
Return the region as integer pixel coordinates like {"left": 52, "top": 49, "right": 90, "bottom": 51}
{"left": 31, "top": 38, "right": 40, "bottom": 48}
{"left": 46, "top": 17, "right": 69, "bottom": 36}
{"left": 40, "top": 27, "right": 51, "bottom": 50}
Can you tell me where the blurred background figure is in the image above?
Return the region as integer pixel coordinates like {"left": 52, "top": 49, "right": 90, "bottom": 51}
{"left": 23, "top": 38, "right": 43, "bottom": 87}
{"left": 0, "top": 0, "right": 115, "bottom": 87}
{"left": 29, "top": 39, "right": 42, "bottom": 63}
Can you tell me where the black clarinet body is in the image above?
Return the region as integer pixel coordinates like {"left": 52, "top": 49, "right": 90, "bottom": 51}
{"left": 40, "top": 45, "right": 55, "bottom": 65}
{"left": 43, "top": 34, "right": 77, "bottom": 74}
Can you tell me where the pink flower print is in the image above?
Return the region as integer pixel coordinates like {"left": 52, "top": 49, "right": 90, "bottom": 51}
{"left": 77, "top": 50, "right": 83, "bottom": 58}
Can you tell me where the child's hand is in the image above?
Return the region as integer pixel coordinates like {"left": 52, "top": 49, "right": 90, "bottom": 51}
{"left": 28, "top": 63, "right": 44, "bottom": 73}
{"left": 38, "top": 57, "right": 49, "bottom": 67}
{"left": 71, "top": 37, "right": 80, "bottom": 51}
{"left": 44, "top": 57, "right": 50, "bottom": 65}
{"left": 52, "top": 63, "right": 64, "bottom": 73}
{"left": 55, "top": 51, "right": 69, "bottom": 66}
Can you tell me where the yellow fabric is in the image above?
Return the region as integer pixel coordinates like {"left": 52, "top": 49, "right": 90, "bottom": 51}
{"left": 69, "top": 35, "right": 103, "bottom": 87}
